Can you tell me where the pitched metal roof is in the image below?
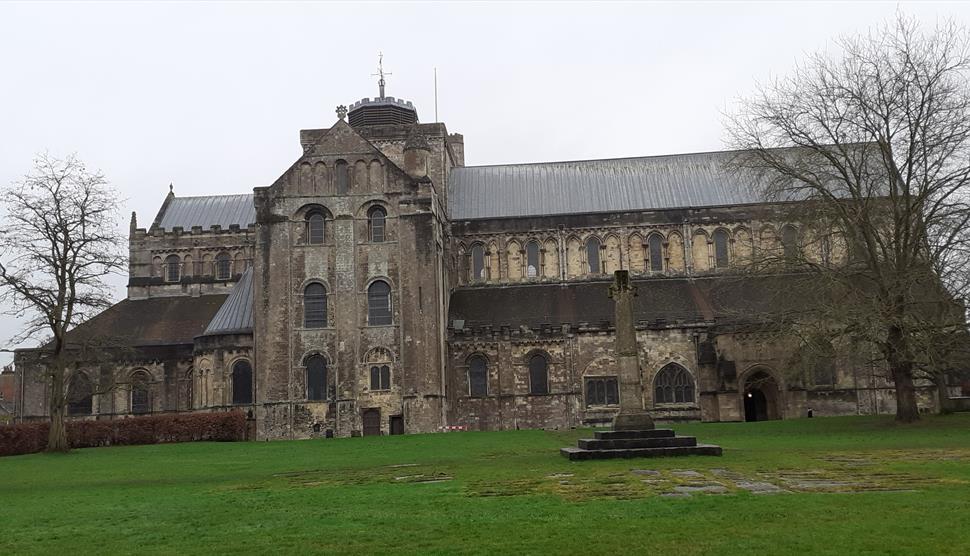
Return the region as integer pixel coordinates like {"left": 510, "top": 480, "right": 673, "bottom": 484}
{"left": 447, "top": 150, "right": 762, "bottom": 220}
{"left": 202, "top": 268, "right": 254, "bottom": 336}
{"left": 157, "top": 194, "right": 255, "bottom": 231}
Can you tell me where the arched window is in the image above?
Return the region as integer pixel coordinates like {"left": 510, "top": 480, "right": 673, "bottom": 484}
{"left": 586, "top": 237, "right": 601, "bottom": 274}
{"left": 782, "top": 225, "right": 799, "bottom": 260}
{"left": 526, "top": 241, "right": 540, "bottom": 278}
{"left": 180, "top": 368, "right": 194, "bottom": 411}
{"left": 713, "top": 229, "right": 730, "bottom": 268}
{"left": 468, "top": 355, "right": 488, "bottom": 397}
{"left": 654, "top": 364, "right": 695, "bottom": 404}
{"left": 306, "top": 211, "right": 325, "bottom": 245}
{"left": 471, "top": 244, "right": 486, "bottom": 282}
{"left": 648, "top": 234, "right": 664, "bottom": 272}
{"left": 231, "top": 360, "right": 253, "bottom": 405}
{"left": 165, "top": 254, "right": 181, "bottom": 283}
{"left": 820, "top": 234, "right": 832, "bottom": 266}
{"left": 130, "top": 371, "right": 151, "bottom": 414}
{"left": 370, "top": 365, "right": 391, "bottom": 390}
{"left": 67, "top": 373, "right": 93, "bottom": 415}
{"left": 367, "top": 280, "right": 392, "bottom": 325}
{"left": 306, "top": 355, "right": 327, "bottom": 401}
{"left": 368, "top": 206, "right": 386, "bottom": 243}
{"left": 304, "top": 283, "right": 327, "bottom": 328}
{"left": 215, "top": 252, "right": 232, "bottom": 280}
{"left": 528, "top": 353, "right": 549, "bottom": 394}
{"left": 336, "top": 160, "right": 349, "bottom": 194}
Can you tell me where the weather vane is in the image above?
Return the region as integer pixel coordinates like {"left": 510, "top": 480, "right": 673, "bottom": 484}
{"left": 372, "top": 52, "right": 392, "bottom": 98}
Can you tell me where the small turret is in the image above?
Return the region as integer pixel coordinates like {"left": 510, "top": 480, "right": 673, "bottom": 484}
{"left": 404, "top": 127, "right": 430, "bottom": 179}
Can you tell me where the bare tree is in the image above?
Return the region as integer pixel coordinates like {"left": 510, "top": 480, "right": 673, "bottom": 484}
{"left": 727, "top": 14, "right": 970, "bottom": 422}
{"left": 0, "top": 153, "right": 125, "bottom": 450}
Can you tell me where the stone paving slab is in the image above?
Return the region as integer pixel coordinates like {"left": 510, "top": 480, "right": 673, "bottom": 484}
{"left": 674, "top": 484, "right": 729, "bottom": 494}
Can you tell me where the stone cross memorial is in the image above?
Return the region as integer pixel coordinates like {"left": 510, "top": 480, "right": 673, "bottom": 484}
{"left": 561, "top": 270, "right": 723, "bottom": 460}
{"left": 609, "top": 270, "right": 657, "bottom": 431}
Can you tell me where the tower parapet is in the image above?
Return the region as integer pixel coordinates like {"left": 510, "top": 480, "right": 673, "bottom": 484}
{"left": 348, "top": 97, "right": 419, "bottom": 127}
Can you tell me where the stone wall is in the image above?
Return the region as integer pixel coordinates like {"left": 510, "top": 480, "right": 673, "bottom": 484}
{"left": 128, "top": 221, "right": 254, "bottom": 300}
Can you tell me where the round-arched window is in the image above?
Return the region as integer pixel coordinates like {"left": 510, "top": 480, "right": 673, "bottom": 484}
{"left": 304, "top": 283, "right": 327, "bottom": 328}
{"left": 165, "top": 254, "right": 181, "bottom": 283}
{"left": 586, "top": 237, "right": 602, "bottom": 274}
{"left": 306, "top": 355, "right": 327, "bottom": 401}
{"left": 367, "top": 281, "right": 392, "bottom": 325}
{"left": 368, "top": 206, "right": 387, "bottom": 243}
{"left": 306, "top": 211, "right": 325, "bottom": 244}
{"left": 231, "top": 360, "right": 253, "bottom": 405}
{"left": 528, "top": 354, "right": 548, "bottom": 394}
{"left": 468, "top": 355, "right": 488, "bottom": 397}
{"left": 713, "top": 229, "right": 730, "bottom": 268}
{"left": 215, "top": 252, "right": 232, "bottom": 280}
{"left": 130, "top": 371, "right": 151, "bottom": 414}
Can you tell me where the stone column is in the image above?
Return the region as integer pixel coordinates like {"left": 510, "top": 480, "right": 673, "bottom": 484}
{"left": 609, "top": 270, "right": 654, "bottom": 431}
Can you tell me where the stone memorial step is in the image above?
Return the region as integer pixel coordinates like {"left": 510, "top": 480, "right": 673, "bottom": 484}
{"left": 578, "top": 436, "right": 697, "bottom": 450}
{"left": 560, "top": 444, "right": 723, "bottom": 461}
{"left": 593, "top": 429, "right": 675, "bottom": 440}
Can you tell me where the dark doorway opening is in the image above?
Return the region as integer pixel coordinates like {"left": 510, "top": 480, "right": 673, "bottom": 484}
{"left": 743, "top": 369, "right": 781, "bottom": 421}
{"left": 744, "top": 388, "right": 769, "bottom": 421}
{"left": 362, "top": 408, "right": 382, "bottom": 436}
{"left": 389, "top": 415, "right": 404, "bottom": 435}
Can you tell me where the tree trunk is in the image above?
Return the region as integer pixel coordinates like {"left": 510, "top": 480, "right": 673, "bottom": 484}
{"left": 47, "top": 364, "right": 69, "bottom": 452}
{"left": 886, "top": 325, "right": 920, "bottom": 423}
{"left": 935, "top": 374, "right": 952, "bottom": 415}
{"left": 891, "top": 363, "right": 920, "bottom": 423}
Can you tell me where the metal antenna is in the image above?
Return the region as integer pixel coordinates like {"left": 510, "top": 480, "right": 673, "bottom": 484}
{"left": 434, "top": 67, "right": 438, "bottom": 122}
{"left": 372, "top": 52, "right": 391, "bottom": 98}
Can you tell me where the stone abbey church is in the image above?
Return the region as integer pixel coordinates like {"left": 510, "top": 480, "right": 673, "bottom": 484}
{"left": 14, "top": 87, "right": 936, "bottom": 439}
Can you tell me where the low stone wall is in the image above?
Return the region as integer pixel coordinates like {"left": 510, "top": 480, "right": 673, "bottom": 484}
{"left": 948, "top": 397, "right": 970, "bottom": 412}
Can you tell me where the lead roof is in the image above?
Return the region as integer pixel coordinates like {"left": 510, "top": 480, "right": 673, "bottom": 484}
{"left": 202, "top": 268, "right": 254, "bottom": 336}
{"left": 156, "top": 194, "right": 256, "bottom": 231}
{"left": 446, "top": 150, "right": 761, "bottom": 220}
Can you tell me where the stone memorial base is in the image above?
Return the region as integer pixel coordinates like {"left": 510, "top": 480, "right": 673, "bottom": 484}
{"left": 611, "top": 411, "right": 656, "bottom": 431}
{"left": 560, "top": 428, "right": 722, "bottom": 460}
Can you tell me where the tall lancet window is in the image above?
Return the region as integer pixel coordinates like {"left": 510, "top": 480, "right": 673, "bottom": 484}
{"left": 526, "top": 241, "right": 540, "bottom": 278}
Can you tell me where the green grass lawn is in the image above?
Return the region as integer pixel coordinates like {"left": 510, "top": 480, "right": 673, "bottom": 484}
{"left": 2, "top": 415, "right": 970, "bottom": 555}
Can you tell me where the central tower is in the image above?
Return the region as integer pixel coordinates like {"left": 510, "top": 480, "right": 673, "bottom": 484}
{"left": 250, "top": 60, "right": 464, "bottom": 439}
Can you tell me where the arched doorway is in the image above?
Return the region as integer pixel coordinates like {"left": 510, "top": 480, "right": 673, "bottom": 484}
{"left": 742, "top": 369, "right": 781, "bottom": 421}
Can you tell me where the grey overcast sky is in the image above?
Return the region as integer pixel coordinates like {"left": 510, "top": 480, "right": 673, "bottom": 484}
{"left": 2, "top": 1, "right": 970, "bottom": 362}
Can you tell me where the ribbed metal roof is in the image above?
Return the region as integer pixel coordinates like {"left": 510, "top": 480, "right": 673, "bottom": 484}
{"left": 202, "top": 268, "right": 254, "bottom": 336}
{"left": 157, "top": 194, "right": 255, "bottom": 231}
{"left": 447, "top": 150, "right": 762, "bottom": 220}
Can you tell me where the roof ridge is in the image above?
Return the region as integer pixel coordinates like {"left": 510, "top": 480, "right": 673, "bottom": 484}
{"left": 455, "top": 148, "right": 743, "bottom": 170}
{"left": 168, "top": 193, "right": 253, "bottom": 200}
{"left": 454, "top": 142, "right": 873, "bottom": 170}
